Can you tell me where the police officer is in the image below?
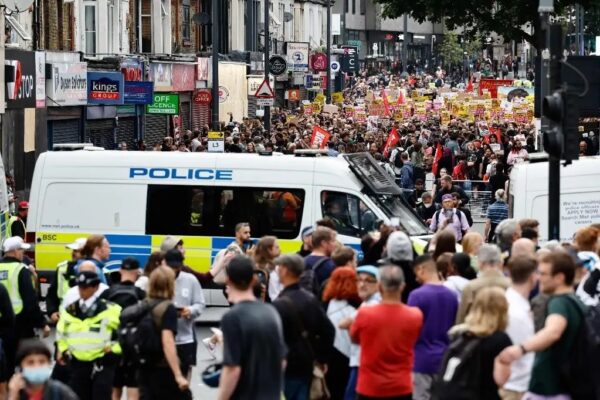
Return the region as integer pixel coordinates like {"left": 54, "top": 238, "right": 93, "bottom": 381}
{"left": 7, "top": 201, "right": 28, "bottom": 239}
{"left": 46, "top": 238, "right": 86, "bottom": 385}
{"left": 57, "top": 271, "right": 122, "bottom": 400}
{"left": 46, "top": 238, "right": 87, "bottom": 323}
{"left": 0, "top": 236, "right": 49, "bottom": 372}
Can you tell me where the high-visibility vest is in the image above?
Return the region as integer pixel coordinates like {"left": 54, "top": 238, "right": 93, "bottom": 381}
{"left": 56, "top": 261, "right": 70, "bottom": 300}
{"left": 0, "top": 262, "right": 25, "bottom": 314}
{"left": 56, "top": 299, "right": 122, "bottom": 362}
{"left": 6, "top": 216, "right": 24, "bottom": 239}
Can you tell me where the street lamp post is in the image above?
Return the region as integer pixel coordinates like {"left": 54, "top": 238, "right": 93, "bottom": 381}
{"left": 264, "top": 0, "right": 271, "bottom": 133}
{"left": 326, "top": 0, "right": 332, "bottom": 104}
{"left": 211, "top": 0, "right": 219, "bottom": 131}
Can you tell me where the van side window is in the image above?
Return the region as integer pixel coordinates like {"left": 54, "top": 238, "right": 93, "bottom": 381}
{"left": 321, "top": 191, "right": 377, "bottom": 238}
{"left": 147, "top": 185, "right": 305, "bottom": 239}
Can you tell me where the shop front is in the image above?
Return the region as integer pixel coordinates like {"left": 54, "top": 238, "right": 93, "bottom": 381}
{"left": 85, "top": 71, "right": 124, "bottom": 149}
{"left": 45, "top": 53, "right": 87, "bottom": 146}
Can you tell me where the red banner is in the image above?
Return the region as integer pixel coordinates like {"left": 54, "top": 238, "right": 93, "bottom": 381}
{"left": 478, "top": 79, "right": 514, "bottom": 98}
{"left": 383, "top": 127, "right": 400, "bottom": 158}
{"left": 310, "top": 126, "right": 331, "bottom": 149}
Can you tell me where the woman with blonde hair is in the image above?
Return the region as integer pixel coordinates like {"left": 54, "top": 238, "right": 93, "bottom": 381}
{"left": 434, "top": 287, "right": 512, "bottom": 399}
{"left": 461, "top": 231, "right": 484, "bottom": 271}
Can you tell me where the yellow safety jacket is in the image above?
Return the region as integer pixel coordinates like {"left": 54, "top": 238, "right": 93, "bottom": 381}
{"left": 55, "top": 261, "right": 70, "bottom": 301}
{"left": 0, "top": 261, "right": 25, "bottom": 314}
{"left": 57, "top": 298, "right": 122, "bottom": 362}
{"left": 6, "top": 216, "right": 24, "bottom": 239}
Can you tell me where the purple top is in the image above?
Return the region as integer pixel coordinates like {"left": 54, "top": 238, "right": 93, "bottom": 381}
{"left": 407, "top": 284, "right": 459, "bottom": 374}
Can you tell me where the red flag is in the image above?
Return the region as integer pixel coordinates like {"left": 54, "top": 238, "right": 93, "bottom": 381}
{"left": 466, "top": 78, "right": 474, "bottom": 93}
{"left": 397, "top": 89, "right": 405, "bottom": 106}
{"left": 432, "top": 143, "right": 443, "bottom": 176}
{"left": 383, "top": 127, "right": 400, "bottom": 158}
{"left": 381, "top": 89, "right": 391, "bottom": 117}
{"left": 310, "top": 126, "right": 331, "bottom": 149}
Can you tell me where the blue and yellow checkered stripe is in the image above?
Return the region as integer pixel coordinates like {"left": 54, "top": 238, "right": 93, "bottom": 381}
{"left": 35, "top": 232, "right": 304, "bottom": 273}
{"left": 0, "top": 211, "right": 7, "bottom": 242}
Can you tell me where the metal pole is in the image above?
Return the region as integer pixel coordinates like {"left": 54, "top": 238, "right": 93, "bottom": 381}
{"left": 326, "top": 0, "right": 332, "bottom": 103}
{"left": 402, "top": 14, "right": 408, "bottom": 72}
{"left": 211, "top": 0, "right": 220, "bottom": 131}
{"left": 264, "top": 0, "right": 271, "bottom": 134}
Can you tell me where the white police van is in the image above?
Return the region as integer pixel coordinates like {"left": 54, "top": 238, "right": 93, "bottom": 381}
{"left": 509, "top": 154, "right": 600, "bottom": 243}
{"left": 27, "top": 146, "right": 429, "bottom": 287}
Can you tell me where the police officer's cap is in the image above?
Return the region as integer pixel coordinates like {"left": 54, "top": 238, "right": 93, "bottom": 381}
{"left": 77, "top": 271, "right": 101, "bottom": 287}
{"left": 120, "top": 257, "right": 140, "bottom": 271}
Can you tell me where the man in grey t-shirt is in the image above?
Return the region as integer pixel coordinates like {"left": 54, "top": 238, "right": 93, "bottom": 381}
{"left": 219, "top": 256, "right": 286, "bottom": 400}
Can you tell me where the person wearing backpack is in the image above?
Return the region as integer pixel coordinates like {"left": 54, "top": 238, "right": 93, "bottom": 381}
{"left": 399, "top": 152, "right": 415, "bottom": 190}
{"left": 100, "top": 257, "right": 146, "bottom": 400}
{"left": 135, "top": 266, "right": 190, "bottom": 400}
{"left": 432, "top": 287, "right": 512, "bottom": 400}
{"left": 272, "top": 254, "right": 335, "bottom": 400}
{"left": 429, "top": 195, "right": 471, "bottom": 242}
{"left": 302, "top": 227, "right": 337, "bottom": 295}
{"left": 499, "top": 251, "right": 593, "bottom": 400}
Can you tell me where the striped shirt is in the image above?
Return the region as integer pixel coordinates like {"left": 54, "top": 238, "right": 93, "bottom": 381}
{"left": 486, "top": 200, "right": 509, "bottom": 224}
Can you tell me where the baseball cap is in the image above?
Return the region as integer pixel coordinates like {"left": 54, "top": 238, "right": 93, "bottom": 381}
{"left": 76, "top": 271, "right": 101, "bottom": 287}
{"left": 66, "top": 238, "right": 87, "bottom": 251}
{"left": 225, "top": 255, "right": 255, "bottom": 288}
{"left": 120, "top": 257, "right": 140, "bottom": 271}
{"left": 356, "top": 265, "right": 379, "bottom": 280}
{"left": 3, "top": 236, "right": 31, "bottom": 252}
{"left": 442, "top": 194, "right": 454, "bottom": 202}
{"left": 18, "top": 201, "right": 28, "bottom": 210}
{"left": 160, "top": 236, "right": 183, "bottom": 252}
{"left": 301, "top": 226, "right": 314, "bottom": 239}
{"left": 164, "top": 249, "right": 184, "bottom": 268}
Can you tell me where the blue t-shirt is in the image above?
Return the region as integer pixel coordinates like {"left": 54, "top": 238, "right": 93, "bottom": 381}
{"left": 407, "top": 284, "right": 459, "bottom": 374}
{"left": 303, "top": 255, "right": 335, "bottom": 286}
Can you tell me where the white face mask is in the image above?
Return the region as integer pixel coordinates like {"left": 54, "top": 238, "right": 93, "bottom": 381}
{"left": 423, "top": 202, "right": 433, "bottom": 208}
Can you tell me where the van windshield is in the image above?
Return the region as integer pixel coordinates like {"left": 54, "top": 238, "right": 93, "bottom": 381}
{"left": 368, "top": 193, "right": 430, "bottom": 236}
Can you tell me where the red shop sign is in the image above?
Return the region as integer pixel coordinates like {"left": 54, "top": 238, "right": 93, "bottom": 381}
{"left": 194, "top": 90, "right": 212, "bottom": 105}
{"left": 311, "top": 53, "right": 328, "bottom": 72}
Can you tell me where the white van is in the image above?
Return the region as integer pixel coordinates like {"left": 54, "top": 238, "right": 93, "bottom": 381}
{"left": 27, "top": 149, "right": 430, "bottom": 280}
{"left": 509, "top": 155, "right": 600, "bottom": 243}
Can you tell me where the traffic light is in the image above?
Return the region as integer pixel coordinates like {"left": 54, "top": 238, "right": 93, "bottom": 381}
{"left": 542, "top": 88, "right": 580, "bottom": 161}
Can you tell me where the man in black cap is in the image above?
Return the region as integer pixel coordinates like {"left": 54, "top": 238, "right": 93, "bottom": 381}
{"left": 100, "top": 257, "right": 146, "bottom": 400}
{"left": 218, "top": 256, "right": 286, "bottom": 400}
{"left": 164, "top": 249, "right": 205, "bottom": 383}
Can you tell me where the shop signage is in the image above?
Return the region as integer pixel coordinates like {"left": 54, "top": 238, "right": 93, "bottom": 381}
{"left": 286, "top": 42, "right": 309, "bottom": 72}
{"left": 35, "top": 52, "right": 45, "bottom": 108}
{"left": 193, "top": 89, "right": 212, "bottom": 105}
{"left": 87, "top": 72, "right": 124, "bottom": 105}
{"left": 340, "top": 49, "right": 359, "bottom": 73}
{"left": 146, "top": 93, "right": 179, "bottom": 114}
{"left": 288, "top": 89, "right": 300, "bottom": 102}
{"left": 124, "top": 81, "right": 154, "bottom": 104}
{"left": 120, "top": 58, "right": 144, "bottom": 81}
{"left": 5, "top": 49, "right": 36, "bottom": 109}
{"left": 150, "top": 63, "right": 173, "bottom": 91}
{"left": 46, "top": 62, "right": 88, "bottom": 106}
{"left": 311, "top": 53, "right": 328, "bottom": 72}
{"left": 269, "top": 56, "right": 288, "bottom": 76}
{"left": 173, "top": 64, "right": 196, "bottom": 91}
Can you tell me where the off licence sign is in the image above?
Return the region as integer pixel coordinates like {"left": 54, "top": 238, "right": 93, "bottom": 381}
{"left": 146, "top": 94, "right": 179, "bottom": 114}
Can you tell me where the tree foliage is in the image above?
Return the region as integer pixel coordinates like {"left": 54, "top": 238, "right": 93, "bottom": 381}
{"left": 375, "top": 0, "right": 600, "bottom": 49}
{"left": 438, "top": 33, "right": 481, "bottom": 68}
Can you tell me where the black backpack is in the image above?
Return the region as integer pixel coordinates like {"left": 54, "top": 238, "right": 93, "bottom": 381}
{"left": 431, "top": 332, "right": 482, "bottom": 400}
{"left": 118, "top": 299, "right": 171, "bottom": 366}
{"left": 559, "top": 295, "right": 600, "bottom": 399}
{"left": 299, "top": 258, "right": 328, "bottom": 297}
{"left": 104, "top": 284, "right": 141, "bottom": 309}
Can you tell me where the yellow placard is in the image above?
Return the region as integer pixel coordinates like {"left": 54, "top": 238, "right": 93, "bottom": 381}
{"left": 332, "top": 92, "right": 344, "bottom": 104}
{"left": 208, "top": 131, "right": 224, "bottom": 139}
